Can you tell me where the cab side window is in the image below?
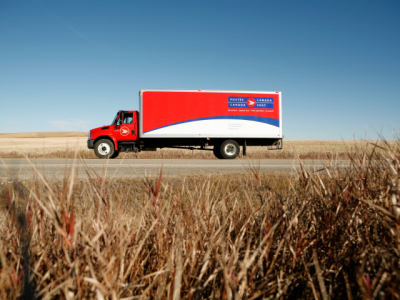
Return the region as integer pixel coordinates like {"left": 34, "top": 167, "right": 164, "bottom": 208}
{"left": 123, "top": 113, "right": 133, "bottom": 124}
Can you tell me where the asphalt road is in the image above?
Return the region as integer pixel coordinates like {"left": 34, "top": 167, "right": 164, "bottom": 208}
{"left": 0, "top": 158, "right": 349, "bottom": 180}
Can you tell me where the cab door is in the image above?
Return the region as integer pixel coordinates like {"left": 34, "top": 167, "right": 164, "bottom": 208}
{"left": 114, "top": 111, "right": 138, "bottom": 141}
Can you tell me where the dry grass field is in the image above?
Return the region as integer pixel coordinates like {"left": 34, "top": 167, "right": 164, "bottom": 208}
{"left": 0, "top": 132, "right": 396, "bottom": 159}
{"left": 0, "top": 137, "right": 399, "bottom": 299}
{"left": 0, "top": 132, "right": 88, "bottom": 139}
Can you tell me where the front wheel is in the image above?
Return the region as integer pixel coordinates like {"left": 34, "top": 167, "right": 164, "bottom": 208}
{"left": 110, "top": 150, "right": 119, "bottom": 159}
{"left": 220, "top": 140, "right": 240, "bottom": 159}
{"left": 94, "top": 139, "right": 115, "bottom": 159}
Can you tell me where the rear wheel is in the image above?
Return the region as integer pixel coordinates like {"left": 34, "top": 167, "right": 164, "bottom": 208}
{"left": 220, "top": 140, "right": 240, "bottom": 159}
{"left": 213, "top": 145, "right": 223, "bottom": 159}
{"left": 94, "top": 139, "right": 115, "bottom": 159}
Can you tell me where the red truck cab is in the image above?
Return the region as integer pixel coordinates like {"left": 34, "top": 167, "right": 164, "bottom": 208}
{"left": 87, "top": 110, "right": 138, "bottom": 158}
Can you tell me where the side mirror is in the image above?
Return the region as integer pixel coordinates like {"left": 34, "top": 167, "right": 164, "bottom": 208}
{"left": 116, "top": 112, "right": 124, "bottom": 126}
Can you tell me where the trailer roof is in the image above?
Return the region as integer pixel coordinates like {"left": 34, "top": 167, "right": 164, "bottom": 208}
{"left": 140, "top": 89, "right": 280, "bottom": 94}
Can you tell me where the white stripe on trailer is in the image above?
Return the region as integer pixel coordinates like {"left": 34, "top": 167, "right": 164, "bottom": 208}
{"left": 142, "top": 119, "right": 280, "bottom": 138}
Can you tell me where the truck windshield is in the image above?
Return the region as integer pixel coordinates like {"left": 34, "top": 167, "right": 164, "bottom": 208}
{"left": 111, "top": 112, "right": 119, "bottom": 125}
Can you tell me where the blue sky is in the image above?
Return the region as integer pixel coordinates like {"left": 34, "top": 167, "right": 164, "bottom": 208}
{"left": 1, "top": 0, "right": 399, "bottom": 140}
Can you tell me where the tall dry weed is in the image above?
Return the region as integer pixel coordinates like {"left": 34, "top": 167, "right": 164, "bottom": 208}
{"left": 0, "top": 138, "right": 399, "bottom": 299}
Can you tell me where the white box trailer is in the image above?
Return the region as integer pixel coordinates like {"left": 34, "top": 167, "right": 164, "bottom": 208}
{"left": 140, "top": 89, "right": 282, "bottom": 138}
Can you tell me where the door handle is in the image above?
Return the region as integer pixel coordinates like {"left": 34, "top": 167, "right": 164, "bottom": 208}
{"left": 131, "top": 130, "right": 135, "bottom": 135}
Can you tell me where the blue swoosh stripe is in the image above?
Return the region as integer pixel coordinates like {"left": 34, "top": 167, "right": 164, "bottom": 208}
{"left": 144, "top": 116, "right": 279, "bottom": 133}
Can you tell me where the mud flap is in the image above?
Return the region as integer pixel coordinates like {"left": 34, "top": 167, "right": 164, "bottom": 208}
{"left": 267, "top": 139, "right": 283, "bottom": 150}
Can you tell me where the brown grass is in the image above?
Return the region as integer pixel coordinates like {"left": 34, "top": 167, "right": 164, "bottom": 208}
{"left": 0, "top": 132, "right": 87, "bottom": 138}
{"left": 0, "top": 138, "right": 399, "bottom": 299}
{"left": 0, "top": 136, "right": 397, "bottom": 160}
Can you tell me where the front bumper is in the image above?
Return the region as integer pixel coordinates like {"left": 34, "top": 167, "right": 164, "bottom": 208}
{"left": 87, "top": 140, "right": 94, "bottom": 149}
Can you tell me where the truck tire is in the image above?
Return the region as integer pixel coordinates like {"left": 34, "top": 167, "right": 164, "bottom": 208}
{"left": 110, "top": 150, "right": 119, "bottom": 159}
{"left": 94, "top": 139, "right": 115, "bottom": 159}
{"left": 220, "top": 140, "right": 240, "bottom": 159}
{"left": 213, "top": 145, "right": 223, "bottom": 159}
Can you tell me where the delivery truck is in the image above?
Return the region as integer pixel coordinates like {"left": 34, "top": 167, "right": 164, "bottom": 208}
{"left": 87, "top": 89, "right": 282, "bottom": 159}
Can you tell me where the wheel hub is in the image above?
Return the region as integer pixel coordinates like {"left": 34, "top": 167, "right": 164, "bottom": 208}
{"left": 224, "top": 144, "right": 236, "bottom": 156}
{"left": 98, "top": 143, "right": 110, "bottom": 155}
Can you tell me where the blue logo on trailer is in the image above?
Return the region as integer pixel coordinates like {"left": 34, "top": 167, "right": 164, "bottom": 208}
{"left": 228, "top": 97, "right": 274, "bottom": 109}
